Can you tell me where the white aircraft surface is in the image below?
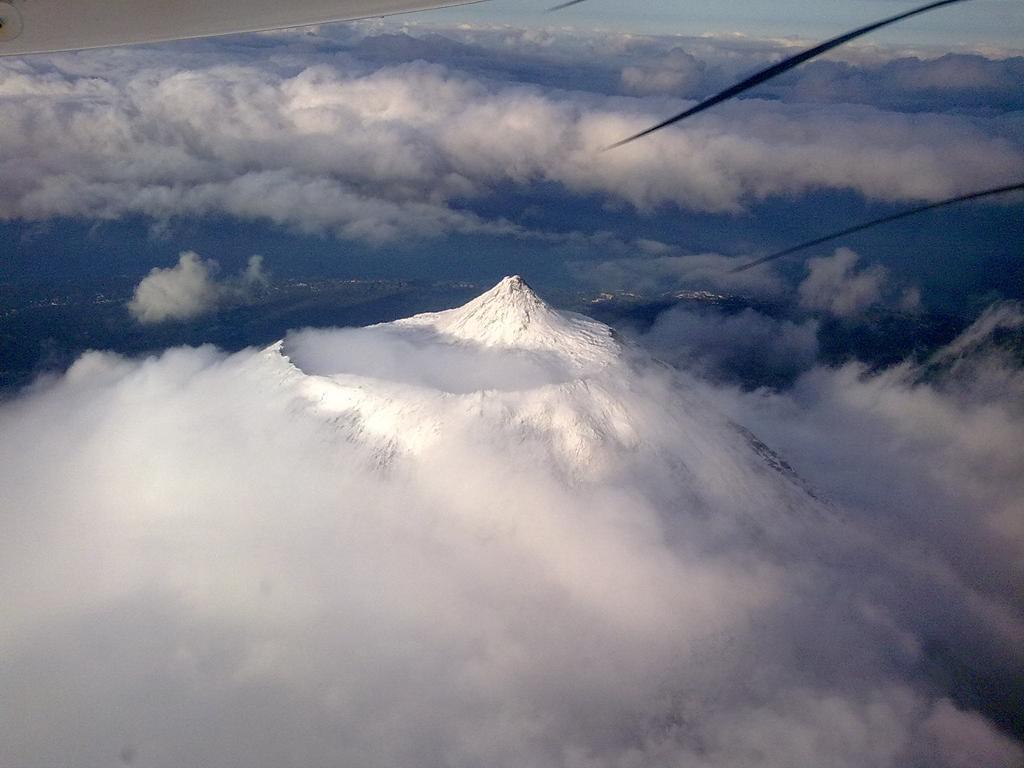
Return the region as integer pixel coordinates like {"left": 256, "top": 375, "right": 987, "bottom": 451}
{"left": 0, "top": 0, "right": 480, "bottom": 56}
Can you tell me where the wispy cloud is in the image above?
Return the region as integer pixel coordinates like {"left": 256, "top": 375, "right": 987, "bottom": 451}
{"left": 798, "top": 248, "right": 888, "bottom": 317}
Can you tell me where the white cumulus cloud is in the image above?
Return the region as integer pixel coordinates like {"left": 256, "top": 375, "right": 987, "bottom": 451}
{"left": 128, "top": 251, "right": 268, "bottom": 323}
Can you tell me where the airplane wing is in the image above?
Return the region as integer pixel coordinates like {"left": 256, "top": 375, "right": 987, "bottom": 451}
{"left": 0, "top": 0, "right": 483, "bottom": 56}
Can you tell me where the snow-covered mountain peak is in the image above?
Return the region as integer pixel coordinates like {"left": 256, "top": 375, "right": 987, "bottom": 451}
{"left": 395, "top": 276, "right": 619, "bottom": 366}
{"left": 426, "top": 275, "right": 563, "bottom": 343}
{"left": 270, "top": 278, "right": 826, "bottom": 506}
{"left": 491, "top": 274, "right": 532, "bottom": 296}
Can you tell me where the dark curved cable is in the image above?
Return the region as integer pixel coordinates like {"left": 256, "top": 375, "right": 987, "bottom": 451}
{"left": 606, "top": 0, "right": 972, "bottom": 150}
{"left": 547, "top": 0, "right": 588, "bottom": 10}
{"left": 730, "top": 181, "right": 1024, "bottom": 273}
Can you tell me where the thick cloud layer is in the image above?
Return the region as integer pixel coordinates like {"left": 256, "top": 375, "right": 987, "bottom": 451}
{"left": 1, "top": 284, "right": 1021, "bottom": 767}
{"left": 0, "top": 24, "right": 1021, "bottom": 244}
{"left": 708, "top": 302, "right": 1024, "bottom": 623}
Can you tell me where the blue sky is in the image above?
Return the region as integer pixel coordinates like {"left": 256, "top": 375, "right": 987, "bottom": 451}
{"left": 427, "top": 0, "right": 1024, "bottom": 49}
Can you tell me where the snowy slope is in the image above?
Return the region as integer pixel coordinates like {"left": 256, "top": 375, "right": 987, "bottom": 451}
{"left": 394, "top": 275, "right": 619, "bottom": 367}
{"left": 275, "top": 276, "right": 828, "bottom": 541}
